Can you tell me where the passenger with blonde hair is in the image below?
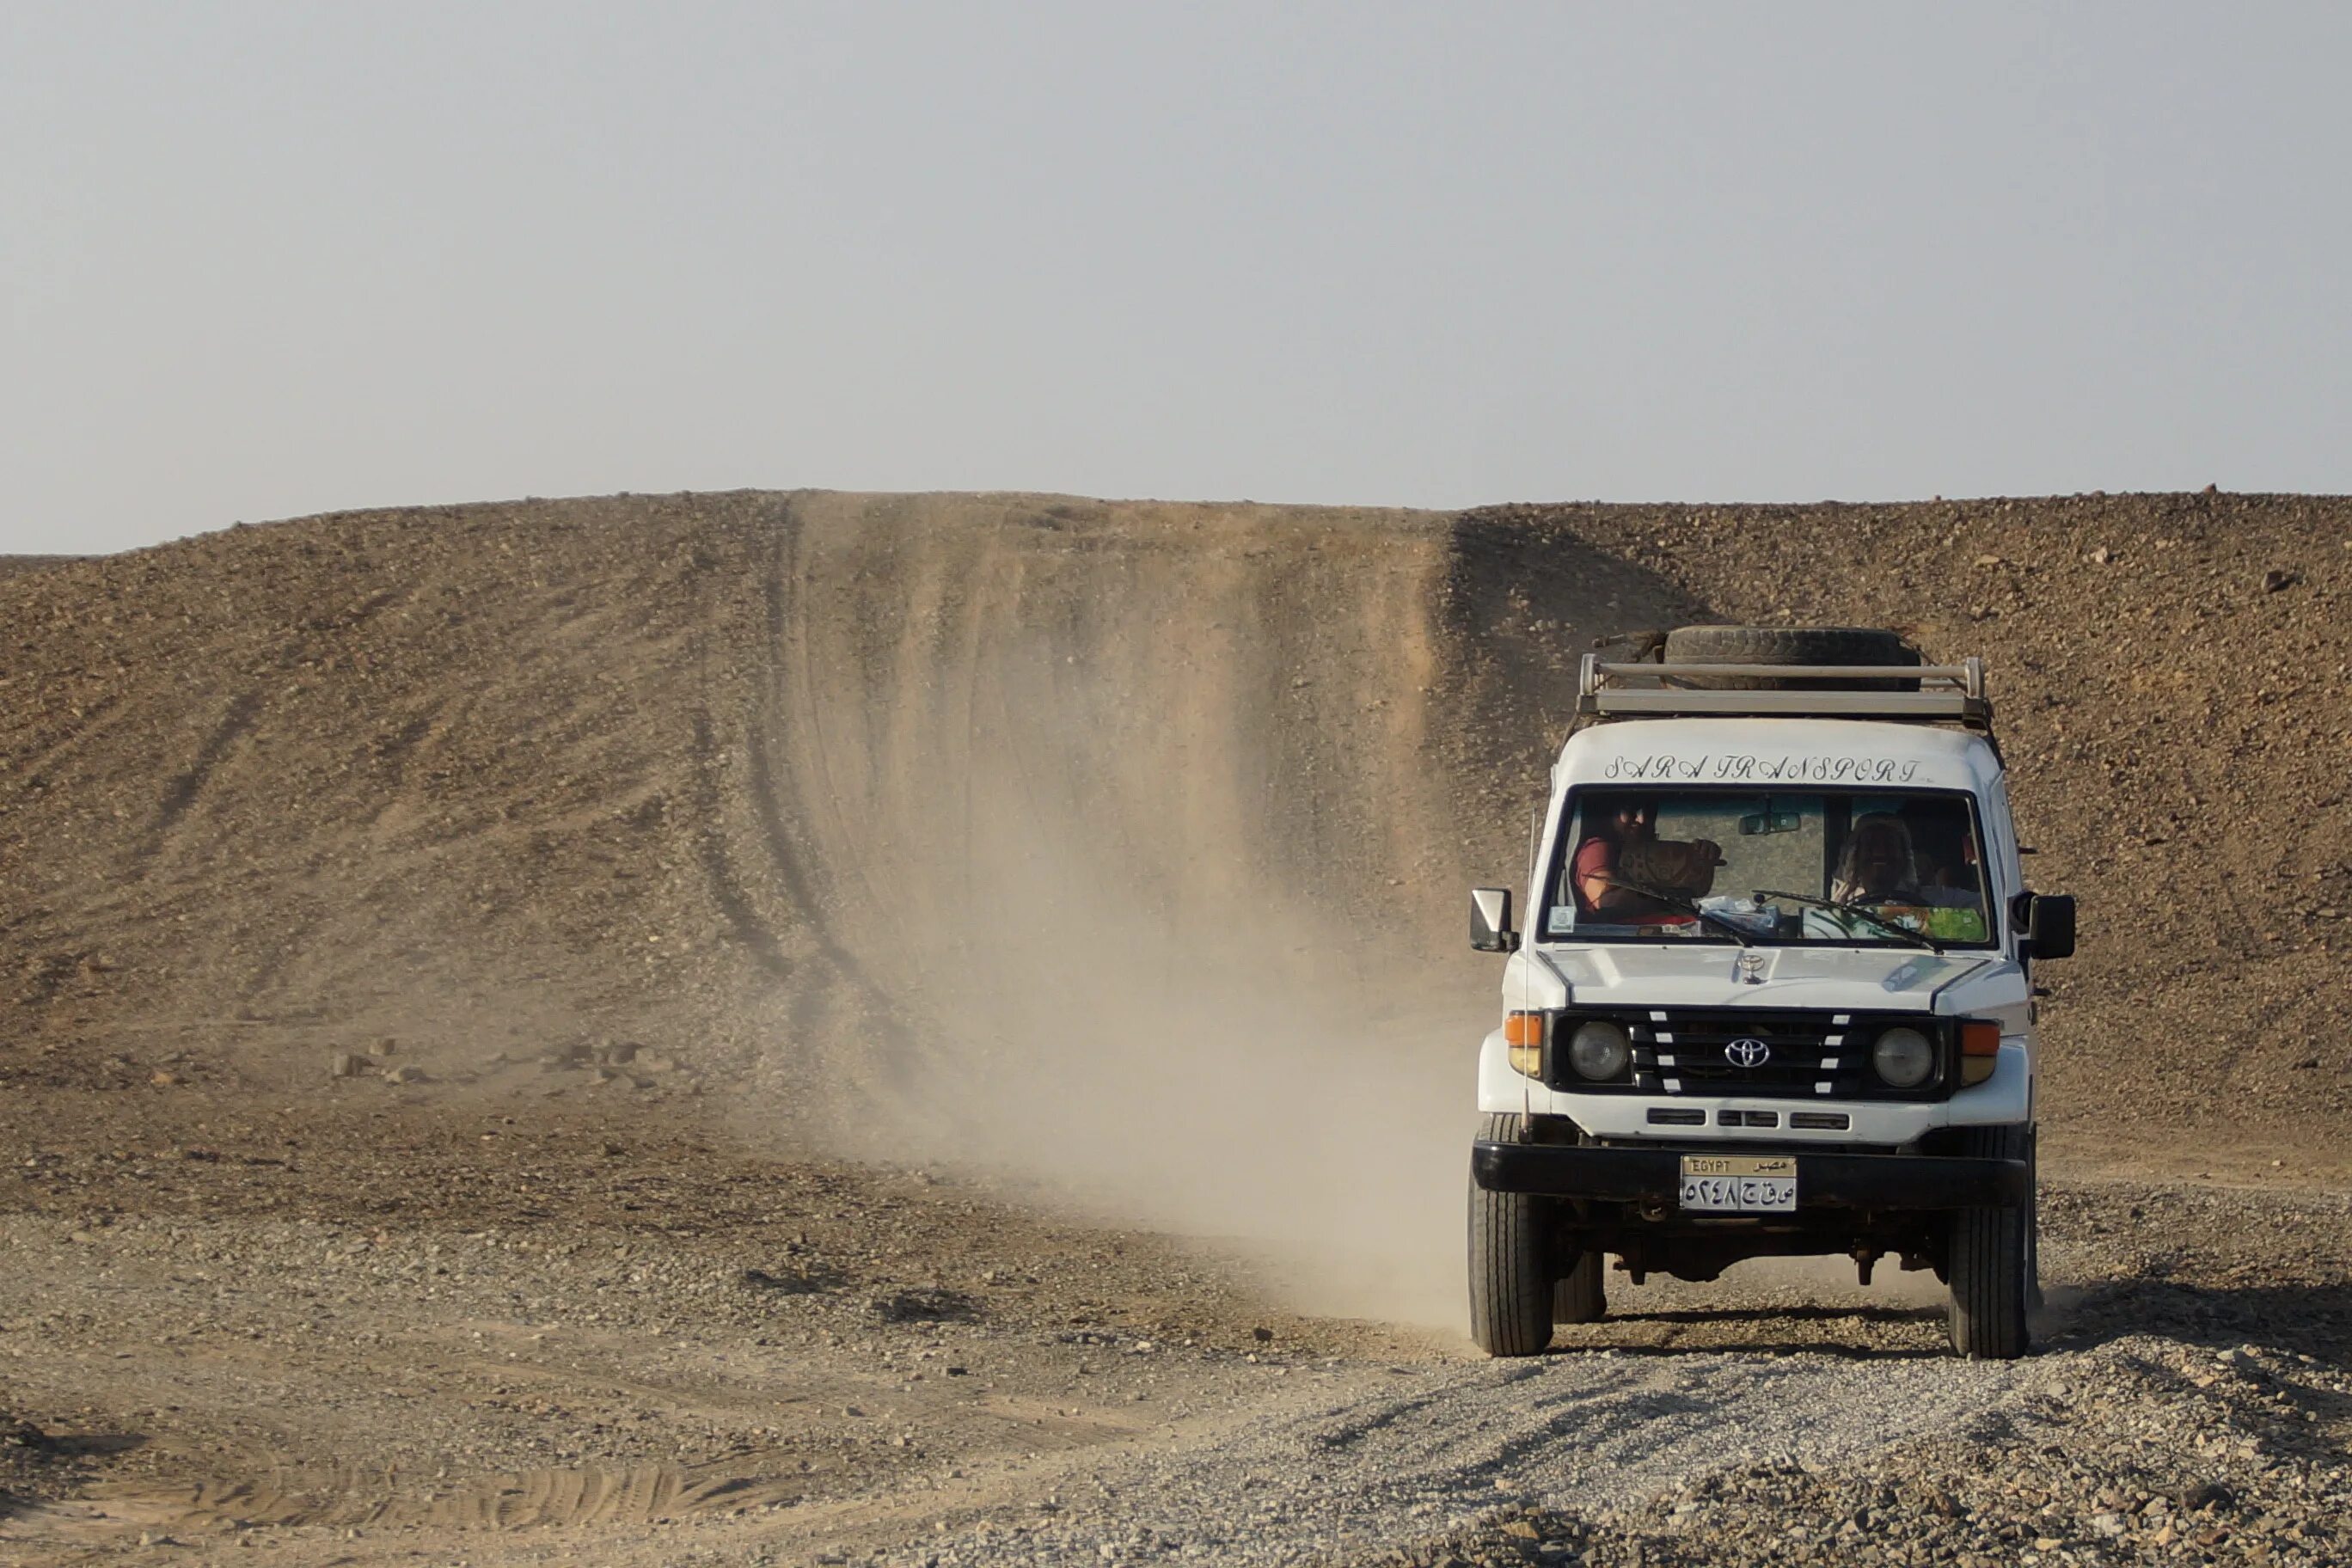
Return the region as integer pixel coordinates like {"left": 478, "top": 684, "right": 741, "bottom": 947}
{"left": 1832, "top": 812, "right": 1976, "bottom": 909}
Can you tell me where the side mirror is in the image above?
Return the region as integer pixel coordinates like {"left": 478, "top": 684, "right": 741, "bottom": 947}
{"left": 1471, "top": 887, "right": 1516, "bottom": 952}
{"left": 2019, "top": 892, "right": 2075, "bottom": 961}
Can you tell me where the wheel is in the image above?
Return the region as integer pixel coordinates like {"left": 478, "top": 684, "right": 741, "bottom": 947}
{"left": 2025, "top": 1126, "right": 2045, "bottom": 1313}
{"left": 1468, "top": 1113, "right": 1554, "bottom": 1357}
{"left": 1659, "top": 625, "right": 1921, "bottom": 691}
{"left": 1946, "top": 1124, "right": 2034, "bottom": 1359}
{"left": 1553, "top": 1247, "right": 1607, "bottom": 1324}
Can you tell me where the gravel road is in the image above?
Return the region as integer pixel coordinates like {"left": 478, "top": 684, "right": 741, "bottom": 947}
{"left": 866, "top": 1344, "right": 2023, "bottom": 1567}
{"left": 858, "top": 1186, "right": 2352, "bottom": 1568}
{"left": 4, "top": 1097, "right": 2345, "bottom": 1567}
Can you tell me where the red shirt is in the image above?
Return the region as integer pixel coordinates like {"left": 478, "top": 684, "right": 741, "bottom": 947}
{"left": 1571, "top": 835, "right": 1694, "bottom": 923}
{"left": 1571, "top": 837, "right": 1613, "bottom": 913}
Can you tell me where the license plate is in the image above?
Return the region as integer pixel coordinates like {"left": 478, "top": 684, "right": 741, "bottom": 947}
{"left": 1678, "top": 1155, "right": 1798, "bottom": 1213}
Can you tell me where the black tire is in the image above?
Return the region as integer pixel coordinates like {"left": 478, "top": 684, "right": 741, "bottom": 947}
{"left": 1553, "top": 1247, "right": 1607, "bottom": 1324}
{"left": 1946, "top": 1123, "right": 2034, "bottom": 1360}
{"left": 1660, "top": 625, "right": 1921, "bottom": 691}
{"left": 1468, "top": 1113, "right": 1553, "bottom": 1357}
{"left": 2025, "top": 1126, "right": 2045, "bottom": 1314}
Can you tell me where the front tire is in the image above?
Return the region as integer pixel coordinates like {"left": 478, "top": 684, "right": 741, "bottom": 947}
{"left": 2025, "top": 1126, "right": 2044, "bottom": 1313}
{"left": 1469, "top": 1114, "right": 1553, "bottom": 1357}
{"left": 1946, "top": 1124, "right": 2034, "bottom": 1359}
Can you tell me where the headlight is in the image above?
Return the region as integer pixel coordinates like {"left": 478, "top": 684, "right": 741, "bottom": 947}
{"left": 1871, "top": 1026, "right": 1935, "bottom": 1088}
{"left": 1566, "top": 1020, "right": 1631, "bottom": 1081}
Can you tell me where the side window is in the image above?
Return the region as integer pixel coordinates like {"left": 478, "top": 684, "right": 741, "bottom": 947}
{"left": 1547, "top": 800, "right": 1585, "bottom": 928}
{"left": 1979, "top": 777, "right": 2018, "bottom": 941}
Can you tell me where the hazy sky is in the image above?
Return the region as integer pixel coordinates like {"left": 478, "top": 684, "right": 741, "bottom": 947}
{"left": 4, "top": 3, "right": 2348, "bottom": 554}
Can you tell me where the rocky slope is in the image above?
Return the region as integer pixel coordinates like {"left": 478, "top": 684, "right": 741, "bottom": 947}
{"left": 3, "top": 491, "right": 2344, "bottom": 1148}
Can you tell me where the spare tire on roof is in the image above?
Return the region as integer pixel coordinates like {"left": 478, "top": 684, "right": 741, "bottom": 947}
{"left": 1659, "top": 625, "right": 1921, "bottom": 691}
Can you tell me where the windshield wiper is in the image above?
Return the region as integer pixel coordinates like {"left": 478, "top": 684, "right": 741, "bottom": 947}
{"left": 1755, "top": 889, "right": 1946, "bottom": 953}
{"left": 1598, "top": 878, "right": 1757, "bottom": 947}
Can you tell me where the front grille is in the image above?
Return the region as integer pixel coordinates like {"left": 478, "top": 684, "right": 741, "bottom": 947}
{"left": 1556, "top": 1008, "right": 1949, "bottom": 1101}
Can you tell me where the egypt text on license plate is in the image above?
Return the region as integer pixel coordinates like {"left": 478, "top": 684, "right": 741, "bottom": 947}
{"left": 1678, "top": 1155, "right": 1798, "bottom": 1213}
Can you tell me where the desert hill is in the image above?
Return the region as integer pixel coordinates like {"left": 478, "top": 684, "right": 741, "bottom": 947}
{"left": 2, "top": 489, "right": 2346, "bottom": 1155}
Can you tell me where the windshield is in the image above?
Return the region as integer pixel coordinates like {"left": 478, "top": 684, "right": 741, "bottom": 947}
{"left": 1541, "top": 787, "right": 1995, "bottom": 947}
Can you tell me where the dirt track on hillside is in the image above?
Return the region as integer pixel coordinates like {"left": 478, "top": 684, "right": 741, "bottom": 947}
{"left": 2, "top": 490, "right": 2349, "bottom": 1565}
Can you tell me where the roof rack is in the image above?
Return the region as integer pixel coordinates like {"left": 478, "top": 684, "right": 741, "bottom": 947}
{"left": 1575, "top": 655, "right": 1992, "bottom": 731}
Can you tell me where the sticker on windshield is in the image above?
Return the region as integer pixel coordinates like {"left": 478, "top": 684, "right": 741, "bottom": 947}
{"left": 1547, "top": 907, "right": 1577, "bottom": 934}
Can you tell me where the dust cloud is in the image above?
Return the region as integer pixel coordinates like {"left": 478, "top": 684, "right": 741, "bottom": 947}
{"left": 775, "top": 609, "right": 1486, "bottom": 1331}
{"left": 839, "top": 814, "right": 1479, "bottom": 1331}
{"left": 728, "top": 498, "right": 1496, "bottom": 1331}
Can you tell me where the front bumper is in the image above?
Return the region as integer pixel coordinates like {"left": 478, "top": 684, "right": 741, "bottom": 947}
{"left": 1472, "top": 1141, "right": 2028, "bottom": 1211}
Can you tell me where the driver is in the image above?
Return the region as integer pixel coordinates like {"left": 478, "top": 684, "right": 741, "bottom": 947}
{"left": 1573, "top": 800, "right": 1723, "bottom": 918}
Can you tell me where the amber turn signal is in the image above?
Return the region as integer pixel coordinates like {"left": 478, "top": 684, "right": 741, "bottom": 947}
{"left": 1504, "top": 1011, "right": 1544, "bottom": 1076}
{"left": 1959, "top": 1020, "right": 2001, "bottom": 1086}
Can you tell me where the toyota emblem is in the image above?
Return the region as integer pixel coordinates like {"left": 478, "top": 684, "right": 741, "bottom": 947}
{"left": 1725, "top": 1038, "right": 1772, "bottom": 1068}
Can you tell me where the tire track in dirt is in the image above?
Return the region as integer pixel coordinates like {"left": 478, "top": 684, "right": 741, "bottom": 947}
{"left": 688, "top": 708, "right": 796, "bottom": 982}
{"left": 27, "top": 1456, "right": 824, "bottom": 1536}
{"left": 2, "top": 689, "right": 127, "bottom": 791}
{"left": 773, "top": 497, "right": 923, "bottom": 974}
{"left": 132, "top": 690, "right": 262, "bottom": 870}
{"left": 747, "top": 497, "right": 919, "bottom": 1072}
{"left": 357, "top": 706, "right": 449, "bottom": 830}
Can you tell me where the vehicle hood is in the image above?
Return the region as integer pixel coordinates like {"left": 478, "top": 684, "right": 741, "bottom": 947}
{"left": 1505, "top": 943, "right": 2009, "bottom": 1014}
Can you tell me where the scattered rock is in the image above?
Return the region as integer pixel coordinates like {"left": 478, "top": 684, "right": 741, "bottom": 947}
{"left": 2184, "top": 1480, "right": 2236, "bottom": 1513}
{"left": 741, "top": 1265, "right": 836, "bottom": 1295}
{"left": 869, "top": 1288, "right": 978, "bottom": 1324}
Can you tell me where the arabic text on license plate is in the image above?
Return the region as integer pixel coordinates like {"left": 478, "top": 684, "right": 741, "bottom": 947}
{"left": 1678, "top": 1154, "right": 1798, "bottom": 1213}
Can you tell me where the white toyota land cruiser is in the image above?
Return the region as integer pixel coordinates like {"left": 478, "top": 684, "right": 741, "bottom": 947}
{"left": 1466, "top": 626, "right": 2075, "bottom": 1361}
